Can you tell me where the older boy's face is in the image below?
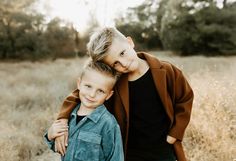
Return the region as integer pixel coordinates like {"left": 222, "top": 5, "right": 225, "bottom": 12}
{"left": 78, "top": 69, "right": 114, "bottom": 109}
{"left": 102, "top": 37, "right": 140, "bottom": 73}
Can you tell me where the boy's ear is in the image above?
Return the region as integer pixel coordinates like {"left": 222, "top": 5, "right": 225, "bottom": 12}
{"left": 126, "top": 36, "right": 135, "bottom": 48}
{"left": 77, "top": 78, "right": 81, "bottom": 89}
{"left": 105, "top": 90, "right": 114, "bottom": 100}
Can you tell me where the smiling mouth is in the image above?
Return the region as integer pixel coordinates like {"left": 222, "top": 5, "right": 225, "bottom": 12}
{"left": 85, "top": 97, "right": 94, "bottom": 103}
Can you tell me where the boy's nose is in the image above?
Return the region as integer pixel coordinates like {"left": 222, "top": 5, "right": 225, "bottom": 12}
{"left": 119, "top": 58, "right": 128, "bottom": 68}
{"left": 89, "top": 90, "right": 96, "bottom": 98}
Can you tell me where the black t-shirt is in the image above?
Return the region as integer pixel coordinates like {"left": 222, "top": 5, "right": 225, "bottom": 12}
{"left": 127, "top": 69, "right": 175, "bottom": 160}
{"left": 76, "top": 115, "right": 86, "bottom": 124}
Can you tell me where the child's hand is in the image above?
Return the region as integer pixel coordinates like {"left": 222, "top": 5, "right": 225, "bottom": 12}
{"left": 166, "top": 135, "right": 177, "bottom": 144}
{"left": 48, "top": 120, "right": 68, "bottom": 141}
{"left": 54, "top": 119, "right": 68, "bottom": 156}
{"left": 55, "top": 131, "right": 68, "bottom": 156}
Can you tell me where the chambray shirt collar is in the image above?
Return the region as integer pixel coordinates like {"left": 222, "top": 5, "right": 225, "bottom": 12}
{"left": 71, "top": 104, "right": 107, "bottom": 123}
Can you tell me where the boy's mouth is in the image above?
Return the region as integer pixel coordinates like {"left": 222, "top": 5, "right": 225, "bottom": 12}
{"left": 84, "top": 97, "right": 95, "bottom": 103}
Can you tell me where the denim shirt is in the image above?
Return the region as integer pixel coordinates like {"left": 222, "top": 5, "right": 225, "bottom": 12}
{"left": 44, "top": 104, "right": 124, "bottom": 161}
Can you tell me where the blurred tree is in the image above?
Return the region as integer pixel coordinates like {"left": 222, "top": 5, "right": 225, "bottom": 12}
{"left": 78, "top": 10, "right": 100, "bottom": 57}
{"left": 157, "top": 0, "right": 236, "bottom": 55}
{"left": 115, "top": 0, "right": 162, "bottom": 50}
{"left": 115, "top": 0, "right": 236, "bottom": 55}
{"left": 0, "top": 0, "right": 81, "bottom": 60}
{"left": 0, "top": 0, "right": 36, "bottom": 58}
{"left": 43, "top": 18, "right": 75, "bottom": 60}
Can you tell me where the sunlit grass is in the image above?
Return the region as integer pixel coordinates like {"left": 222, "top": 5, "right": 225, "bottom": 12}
{"left": 0, "top": 53, "right": 235, "bottom": 161}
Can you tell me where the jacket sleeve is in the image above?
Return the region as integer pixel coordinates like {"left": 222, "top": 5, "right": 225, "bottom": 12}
{"left": 168, "top": 65, "right": 194, "bottom": 141}
{"left": 57, "top": 89, "right": 80, "bottom": 119}
{"left": 43, "top": 132, "right": 55, "bottom": 152}
{"left": 102, "top": 124, "right": 124, "bottom": 161}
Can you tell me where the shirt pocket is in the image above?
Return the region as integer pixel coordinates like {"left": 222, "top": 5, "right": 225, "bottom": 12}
{"left": 75, "top": 131, "right": 102, "bottom": 161}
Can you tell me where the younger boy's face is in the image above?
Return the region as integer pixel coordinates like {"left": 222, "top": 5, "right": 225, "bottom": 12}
{"left": 77, "top": 69, "right": 114, "bottom": 109}
{"left": 102, "top": 37, "right": 140, "bottom": 73}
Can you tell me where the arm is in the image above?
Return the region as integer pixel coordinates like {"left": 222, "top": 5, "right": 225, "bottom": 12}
{"left": 44, "top": 133, "right": 55, "bottom": 152}
{"left": 57, "top": 89, "right": 80, "bottom": 119}
{"left": 168, "top": 65, "right": 194, "bottom": 141}
{"left": 55, "top": 89, "right": 80, "bottom": 155}
{"left": 102, "top": 125, "right": 124, "bottom": 161}
{"left": 44, "top": 120, "right": 68, "bottom": 151}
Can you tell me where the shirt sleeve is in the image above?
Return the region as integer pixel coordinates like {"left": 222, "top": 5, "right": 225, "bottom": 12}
{"left": 57, "top": 89, "right": 80, "bottom": 119}
{"left": 102, "top": 124, "right": 124, "bottom": 161}
{"left": 43, "top": 132, "right": 56, "bottom": 152}
{"left": 168, "top": 65, "right": 194, "bottom": 141}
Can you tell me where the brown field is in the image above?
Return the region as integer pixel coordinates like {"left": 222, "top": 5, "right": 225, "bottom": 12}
{"left": 0, "top": 52, "right": 235, "bottom": 161}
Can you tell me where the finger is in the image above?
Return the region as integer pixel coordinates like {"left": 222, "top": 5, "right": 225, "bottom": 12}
{"left": 166, "top": 136, "right": 176, "bottom": 144}
{"left": 59, "top": 119, "right": 69, "bottom": 123}
{"left": 53, "top": 126, "right": 68, "bottom": 133}
{"left": 56, "top": 119, "right": 68, "bottom": 125}
{"left": 57, "top": 138, "right": 64, "bottom": 156}
{"left": 64, "top": 131, "right": 68, "bottom": 147}
{"left": 54, "top": 123, "right": 69, "bottom": 129}
{"left": 55, "top": 139, "right": 60, "bottom": 153}
{"left": 54, "top": 121, "right": 68, "bottom": 126}
{"left": 53, "top": 120, "right": 62, "bottom": 124}
{"left": 53, "top": 132, "right": 63, "bottom": 138}
{"left": 60, "top": 136, "right": 66, "bottom": 156}
{"left": 54, "top": 127, "right": 68, "bottom": 133}
{"left": 54, "top": 142, "right": 57, "bottom": 152}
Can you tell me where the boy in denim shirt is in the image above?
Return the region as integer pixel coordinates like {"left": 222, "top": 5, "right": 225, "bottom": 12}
{"left": 44, "top": 60, "right": 124, "bottom": 161}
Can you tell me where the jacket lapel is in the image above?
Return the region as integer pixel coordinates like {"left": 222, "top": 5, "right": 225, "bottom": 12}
{"left": 150, "top": 68, "right": 173, "bottom": 123}
{"left": 139, "top": 52, "right": 174, "bottom": 123}
{"left": 116, "top": 74, "right": 129, "bottom": 118}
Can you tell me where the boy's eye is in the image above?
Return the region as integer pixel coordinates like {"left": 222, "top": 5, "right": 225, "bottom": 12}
{"left": 120, "top": 51, "right": 125, "bottom": 56}
{"left": 98, "top": 89, "right": 105, "bottom": 94}
{"left": 113, "top": 61, "right": 119, "bottom": 67}
{"left": 85, "top": 85, "right": 91, "bottom": 88}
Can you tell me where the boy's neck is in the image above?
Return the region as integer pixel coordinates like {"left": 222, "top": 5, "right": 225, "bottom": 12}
{"left": 128, "top": 59, "right": 149, "bottom": 81}
{"left": 77, "top": 104, "right": 96, "bottom": 116}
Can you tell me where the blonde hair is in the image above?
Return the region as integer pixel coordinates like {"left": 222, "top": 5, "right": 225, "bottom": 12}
{"left": 81, "top": 58, "right": 120, "bottom": 82}
{"left": 87, "top": 27, "right": 126, "bottom": 61}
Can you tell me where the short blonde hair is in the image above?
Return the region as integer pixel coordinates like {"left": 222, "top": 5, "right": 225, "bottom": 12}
{"left": 87, "top": 27, "right": 126, "bottom": 61}
{"left": 81, "top": 58, "right": 120, "bottom": 82}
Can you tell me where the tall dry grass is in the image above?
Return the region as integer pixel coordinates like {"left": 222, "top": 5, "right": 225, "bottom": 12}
{"left": 0, "top": 52, "right": 235, "bottom": 161}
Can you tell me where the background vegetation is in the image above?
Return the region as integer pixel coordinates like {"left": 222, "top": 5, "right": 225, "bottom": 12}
{"left": 116, "top": 0, "right": 236, "bottom": 55}
{"left": 0, "top": 52, "right": 235, "bottom": 161}
{"left": 0, "top": 0, "right": 236, "bottom": 60}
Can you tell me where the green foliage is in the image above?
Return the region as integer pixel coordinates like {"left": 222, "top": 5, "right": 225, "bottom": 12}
{"left": 115, "top": 0, "right": 162, "bottom": 50}
{"left": 0, "top": 0, "right": 84, "bottom": 60}
{"left": 115, "top": 0, "right": 236, "bottom": 56}
{"left": 158, "top": 0, "right": 236, "bottom": 55}
{"left": 1, "top": 0, "right": 236, "bottom": 58}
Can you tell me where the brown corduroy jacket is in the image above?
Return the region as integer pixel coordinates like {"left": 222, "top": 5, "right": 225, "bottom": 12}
{"left": 57, "top": 52, "right": 194, "bottom": 161}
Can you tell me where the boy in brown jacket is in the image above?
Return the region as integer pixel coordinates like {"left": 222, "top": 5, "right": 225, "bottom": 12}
{"left": 54, "top": 27, "right": 194, "bottom": 161}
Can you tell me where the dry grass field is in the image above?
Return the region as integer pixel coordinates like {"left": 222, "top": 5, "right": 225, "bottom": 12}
{"left": 0, "top": 52, "right": 235, "bottom": 161}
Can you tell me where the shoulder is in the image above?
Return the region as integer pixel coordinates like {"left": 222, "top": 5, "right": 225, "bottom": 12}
{"left": 100, "top": 108, "right": 119, "bottom": 130}
{"left": 102, "top": 109, "right": 118, "bottom": 124}
{"left": 142, "top": 52, "right": 186, "bottom": 83}
{"left": 138, "top": 52, "right": 181, "bottom": 73}
{"left": 160, "top": 60, "right": 182, "bottom": 75}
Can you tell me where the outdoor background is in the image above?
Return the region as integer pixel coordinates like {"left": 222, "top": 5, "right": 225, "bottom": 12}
{"left": 0, "top": 0, "right": 235, "bottom": 161}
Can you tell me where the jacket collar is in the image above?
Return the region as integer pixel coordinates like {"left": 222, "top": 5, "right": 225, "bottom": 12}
{"left": 137, "top": 52, "right": 163, "bottom": 69}
{"left": 71, "top": 104, "right": 107, "bottom": 123}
